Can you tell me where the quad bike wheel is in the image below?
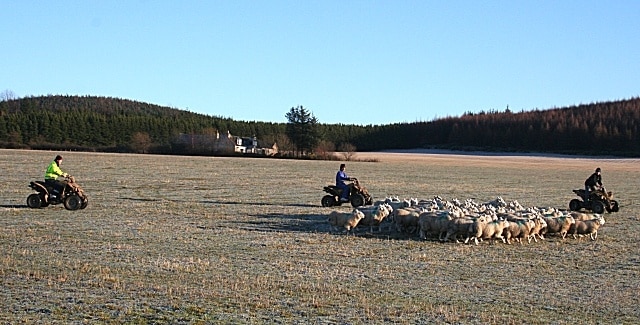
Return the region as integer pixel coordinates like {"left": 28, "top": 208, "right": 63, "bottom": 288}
{"left": 350, "top": 193, "right": 365, "bottom": 207}
{"left": 80, "top": 197, "right": 89, "bottom": 209}
{"left": 321, "top": 195, "right": 336, "bottom": 207}
{"left": 569, "top": 199, "right": 582, "bottom": 211}
{"left": 607, "top": 200, "right": 619, "bottom": 213}
{"left": 591, "top": 200, "right": 605, "bottom": 214}
{"left": 64, "top": 194, "right": 83, "bottom": 211}
{"left": 27, "top": 194, "right": 42, "bottom": 209}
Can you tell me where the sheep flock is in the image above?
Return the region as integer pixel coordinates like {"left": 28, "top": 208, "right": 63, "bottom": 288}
{"left": 327, "top": 196, "right": 606, "bottom": 244}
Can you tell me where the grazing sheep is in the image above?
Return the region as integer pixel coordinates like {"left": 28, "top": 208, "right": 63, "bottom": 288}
{"left": 569, "top": 216, "right": 606, "bottom": 240}
{"left": 328, "top": 209, "right": 365, "bottom": 234}
{"left": 542, "top": 215, "right": 576, "bottom": 239}
{"left": 470, "top": 217, "right": 510, "bottom": 245}
{"left": 418, "top": 211, "right": 453, "bottom": 241}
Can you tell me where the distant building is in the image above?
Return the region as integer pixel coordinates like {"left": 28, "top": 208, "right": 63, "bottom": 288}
{"left": 175, "top": 130, "right": 277, "bottom": 156}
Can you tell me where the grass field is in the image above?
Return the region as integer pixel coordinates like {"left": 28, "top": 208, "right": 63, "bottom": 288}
{"left": 1, "top": 149, "right": 639, "bottom": 324}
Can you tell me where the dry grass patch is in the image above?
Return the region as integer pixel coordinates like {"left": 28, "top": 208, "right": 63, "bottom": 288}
{"left": 1, "top": 149, "right": 639, "bottom": 323}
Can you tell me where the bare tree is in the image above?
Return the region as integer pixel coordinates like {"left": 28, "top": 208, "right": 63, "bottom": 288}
{"left": 262, "top": 133, "right": 293, "bottom": 156}
{"left": 130, "top": 132, "right": 152, "bottom": 154}
{"left": 0, "top": 89, "right": 16, "bottom": 102}
{"left": 338, "top": 143, "right": 357, "bottom": 161}
{"left": 314, "top": 140, "right": 336, "bottom": 160}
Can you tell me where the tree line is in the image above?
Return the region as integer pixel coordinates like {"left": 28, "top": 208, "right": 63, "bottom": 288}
{"left": 0, "top": 94, "right": 639, "bottom": 157}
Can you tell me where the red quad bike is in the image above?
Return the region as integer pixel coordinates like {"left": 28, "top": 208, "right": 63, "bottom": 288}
{"left": 322, "top": 178, "right": 373, "bottom": 208}
{"left": 27, "top": 175, "right": 89, "bottom": 211}
{"left": 569, "top": 187, "right": 619, "bottom": 214}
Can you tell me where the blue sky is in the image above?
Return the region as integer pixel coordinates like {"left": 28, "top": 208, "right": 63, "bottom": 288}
{"left": 2, "top": 1, "right": 639, "bottom": 125}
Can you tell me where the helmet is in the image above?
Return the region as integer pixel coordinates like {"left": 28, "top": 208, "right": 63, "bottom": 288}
{"left": 595, "top": 167, "right": 601, "bottom": 173}
{"left": 55, "top": 155, "right": 63, "bottom": 161}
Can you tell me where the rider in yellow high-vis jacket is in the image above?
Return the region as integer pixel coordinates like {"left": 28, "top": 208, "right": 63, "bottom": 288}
{"left": 44, "top": 155, "right": 68, "bottom": 196}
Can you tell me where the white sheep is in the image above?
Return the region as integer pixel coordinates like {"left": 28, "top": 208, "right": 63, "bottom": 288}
{"left": 328, "top": 209, "right": 365, "bottom": 234}
{"left": 569, "top": 211, "right": 601, "bottom": 221}
{"left": 502, "top": 218, "right": 536, "bottom": 244}
{"left": 385, "top": 197, "right": 411, "bottom": 211}
{"left": 528, "top": 215, "right": 548, "bottom": 242}
{"left": 442, "top": 216, "right": 477, "bottom": 244}
{"left": 569, "top": 216, "right": 605, "bottom": 240}
{"left": 393, "top": 207, "right": 422, "bottom": 234}
{"left": 469, "top": 217, "right": 510, "bottom": 245}
{"left": 542, "top": 214, "right": 576, "bottom": 239}
{"left": 418, "top": 211, "right": 453, "bottom": 241}
{"left": 356, "top": 203, "right": 393, "bottom": 232}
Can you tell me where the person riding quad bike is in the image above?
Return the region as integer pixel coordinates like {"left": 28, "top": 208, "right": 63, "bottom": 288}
{"left": 321, "top": 164, "right": 373, "bottom": 207}
{"left": 584, "top": 167, "right": 603, "bottom": 202}
{"left": 569, "top": 167, "right": 619, "bottom": 213}
{"left": 26, "top": 155, "right": 88, "bottom": 210}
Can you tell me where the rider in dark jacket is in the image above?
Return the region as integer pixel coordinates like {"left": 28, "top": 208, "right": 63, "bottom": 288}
{"left": 336, "top": 164, "right": 354, "bottom": 202}
{"left": 584, "top": 167, "right": 603, "bottom": 201}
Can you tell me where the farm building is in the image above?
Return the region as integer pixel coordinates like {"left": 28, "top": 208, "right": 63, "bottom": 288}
{"left": 174, "top": 130, "right": 278, "bottom": 156}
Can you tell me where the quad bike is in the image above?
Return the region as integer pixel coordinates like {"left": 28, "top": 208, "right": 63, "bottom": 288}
{"left": 321, "top": 178, "right": 373, "bottom": 208}
{"left": 27, "top": 175, "right": 89, "bottom": 210}
{"left": 569, "top": 187, "right": 619, "bottom": 214}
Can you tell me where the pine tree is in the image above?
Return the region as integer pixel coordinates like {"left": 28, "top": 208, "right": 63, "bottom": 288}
{"left": 285, "top": 106, "right": 320, "bottom": 157}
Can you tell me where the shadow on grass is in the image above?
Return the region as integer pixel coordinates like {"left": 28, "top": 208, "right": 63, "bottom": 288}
{"left": 201, "top": 200, "right": 318, "bottom": 208}
{"left": 0, "top": 204, "right": 27, "bottom": 208}
{"left": 117, "top": 197, "right": 318, "bottom": 208}
{"left": 215, "top": 211, "right": 415, "bottom": 241}
{"left": 119, "top": 197, "right": 166, "bottom": 202}
{"left": 216, "top": 212, "right": 328, "bottom": 233}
